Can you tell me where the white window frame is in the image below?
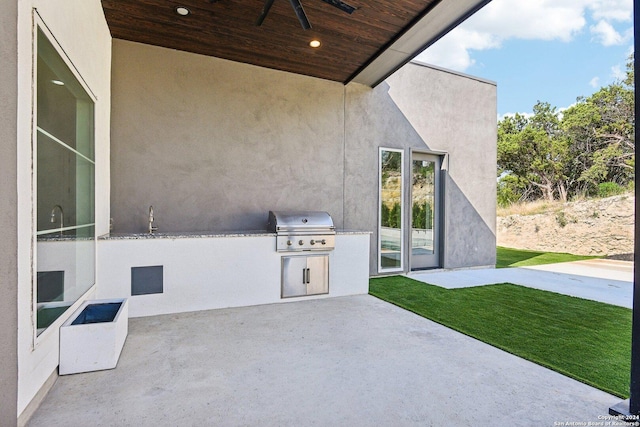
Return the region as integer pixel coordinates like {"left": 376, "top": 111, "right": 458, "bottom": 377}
{"left": 378, "top": 147, "right": 405, "bottom": 273}
{"left": 32, "top": 14, "right": 98, "bottom": 345}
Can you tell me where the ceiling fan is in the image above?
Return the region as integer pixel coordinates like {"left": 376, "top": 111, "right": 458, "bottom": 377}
{"left": 256, "top": 0, "right": 356, "bottom": 30}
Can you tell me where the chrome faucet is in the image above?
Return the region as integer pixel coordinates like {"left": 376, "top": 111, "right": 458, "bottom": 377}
{"left": 50, "top": 205, "right": 64, "bottom": 236}
{"left": 148, "top": 205, "right": 158, "bottom": 234}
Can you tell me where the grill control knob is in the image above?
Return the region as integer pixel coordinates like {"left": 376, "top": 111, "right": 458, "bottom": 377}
{"left": 310, "top": 240, "right": 316, "bottom": 245}
{"left": 298, "top": 240, "right": 304, "bottom": 246}
{"left": 320, "top": 239, "right": 326, "bottom": 245}
{"left": 287, "top": 240, "right": 293, "bottom": 246}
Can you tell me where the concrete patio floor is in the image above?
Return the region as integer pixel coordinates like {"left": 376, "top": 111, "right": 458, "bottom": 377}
{"left": 28, "top": 294, "right": 619, "bottom": 426}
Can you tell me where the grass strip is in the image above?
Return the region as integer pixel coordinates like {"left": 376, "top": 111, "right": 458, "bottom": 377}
{"left": 496, "top": 246, "right": 599, "bottom": 268}
{"left": 370, "top": 275, "right": 631, "bottom": 398}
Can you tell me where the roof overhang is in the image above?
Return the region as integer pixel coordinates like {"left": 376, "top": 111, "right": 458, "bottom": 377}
{"left": 102, "top": 0, "right": 492, "bottom": 87}
{"left": 351, "top": 0, "right": 492, "bottom": 87}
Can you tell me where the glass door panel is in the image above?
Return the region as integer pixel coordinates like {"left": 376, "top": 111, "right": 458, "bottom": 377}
{"left": 379, "top": 148, "right": 404, "bottom": 272}
{"left": 411, "top": 153, "right": 440, "bottom": 270}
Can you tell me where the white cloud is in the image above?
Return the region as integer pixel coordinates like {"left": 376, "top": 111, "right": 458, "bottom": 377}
{"left": 557, "top": 103, "right": 577, "bottom": 120}
{"left": 590, "top": 20, "right": 629, "bottom": 46}
{"left": 626, "top": 44, "right": 635, "bottom": 56}
{"left": 418, "top": 28, "right": 500, "bottom": 70}
{"left": 466, "top": 0, "right": 587, "bottom": 42}
{"left": 416, "top": 0, "right": 633, "bottom": 71}
{"left": 498, "top": 103, "right": 577, "bottom": 122}
{"left": 498, "top": 112, "right": 534, "bottom": 121}
{"left": 589, "top": 76, "right": 600, "bottom": 88}
{"left": 611, "top": 64, "right": 626, "bottom": 80}
{"left": 588, "top": 0, "right": 632, "bottom": 22}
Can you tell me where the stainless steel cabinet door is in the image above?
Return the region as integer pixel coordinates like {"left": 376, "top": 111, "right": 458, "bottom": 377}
{"left": 282, "top": 256, "right": 308, "bottom": 298}
{"left": 281, "top": 255, "right": 329, "bottom": 298}
{"left": 306, "top": 255, "right": 329, "bottom": 296}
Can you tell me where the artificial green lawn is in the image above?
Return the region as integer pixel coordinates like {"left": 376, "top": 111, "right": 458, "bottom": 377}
{"left": 496, "top": 246, "right": 599, "bottom": 268}
{"left": 369, "top": 275, "right": 632, "bottom": 398}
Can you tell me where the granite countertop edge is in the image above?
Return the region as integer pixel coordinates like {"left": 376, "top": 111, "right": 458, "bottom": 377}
{"left": 99, "top": 230, "right": 370, "bottom": 240}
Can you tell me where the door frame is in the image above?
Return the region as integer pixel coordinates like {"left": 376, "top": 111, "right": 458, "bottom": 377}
{"left": 377, "top": 147, "right": 405, "bottom": 273}
{"left": 408, "top": 150, "right": 446, "bottom": 271}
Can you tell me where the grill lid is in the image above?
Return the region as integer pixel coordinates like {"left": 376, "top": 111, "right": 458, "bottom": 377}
{"left": 268, "top": 211, "right": 335, "bottom": 233}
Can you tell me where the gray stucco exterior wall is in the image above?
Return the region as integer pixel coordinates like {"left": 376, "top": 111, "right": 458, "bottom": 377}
{"left": 0, "top": 0, "right": 19, "bottom": 424}
{"left": 110, "top": 41, "right": 496, "bottom": 275}
{"left": 110, "top": 40, "right": 346, "bottom": 233}
{"left": 345, "top": 63, "right": 497, "bottom": 271}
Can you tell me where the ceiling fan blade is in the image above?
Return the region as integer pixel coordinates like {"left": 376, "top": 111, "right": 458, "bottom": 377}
{"left": 256, "top": 0, "right": 276, "bottom": 26}
{"left": 288, "top": 0, "right": 312, "bottom": 30}
{"left": 319, "top": 0, "right": 356, "bottom": 14}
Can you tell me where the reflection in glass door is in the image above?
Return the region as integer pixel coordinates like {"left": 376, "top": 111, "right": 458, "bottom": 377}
{"left": 411, "top": 153, "right": 440, "bottom": 270}
{"left": 378, "top": 148, "right": 404, "bottom": 272}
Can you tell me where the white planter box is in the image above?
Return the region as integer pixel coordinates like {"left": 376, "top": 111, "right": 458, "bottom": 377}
{"left": 59, "top": 298, "right": 129, "bottom": 375}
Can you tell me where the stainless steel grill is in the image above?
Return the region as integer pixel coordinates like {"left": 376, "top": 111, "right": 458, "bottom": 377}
{"left": 268, "top": 211, "right": 335, "bottom": 252}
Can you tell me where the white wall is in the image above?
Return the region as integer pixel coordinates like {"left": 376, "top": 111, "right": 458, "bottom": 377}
{"left": 95, "top": 233, "right": 370, "bottom": 317}
{"left": 0, "top": 0, "right": 19, "bottom": 424}
{"left": 16, "top": 0, "right": 111, "bottom": 418}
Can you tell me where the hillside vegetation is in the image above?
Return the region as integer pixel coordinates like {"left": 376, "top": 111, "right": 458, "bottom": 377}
{"left": 497, "top": 193, "right": 634, "bottom": 257}
{"left": 498, "top": 55, "right": 634, "bottom": 204}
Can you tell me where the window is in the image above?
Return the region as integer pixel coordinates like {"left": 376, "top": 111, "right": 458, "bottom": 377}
{"left": 35, "top": 28, "right": 96, "bottom": 336}
{"left": 378, "top": 148, "right": 404, "bottom": 272}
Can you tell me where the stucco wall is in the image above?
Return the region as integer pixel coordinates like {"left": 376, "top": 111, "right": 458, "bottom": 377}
{"left": 389, "top": 62, "right": 497, "bottom": 269}
{"left": 345, "top": 62, "right": 497, "bottom": 271}
{"left": 110, "top": 43, "right": 496, "bottom": 276}
{"left": 111, "top": 40, "right": 345, "bottom": 233}
{"left": 0, "top": 1, "right": 18, "bottom": 424}
{"left": 110, "top": 43, "right": 497, "bottom": 275}
{"left": 15, "top": 0, "right": 111, "bottom": 419}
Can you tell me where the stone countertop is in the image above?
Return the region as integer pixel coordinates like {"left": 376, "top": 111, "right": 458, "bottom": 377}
{"left": 99, "top": 230, "right": 370, "bottom": 240}
{"left": 99, "top": 230, "right": 275, "bottom": 240}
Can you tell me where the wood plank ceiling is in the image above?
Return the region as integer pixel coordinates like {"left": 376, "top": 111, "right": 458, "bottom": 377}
{"left": 101, "top": 0, "right": 441, "bottom": 83}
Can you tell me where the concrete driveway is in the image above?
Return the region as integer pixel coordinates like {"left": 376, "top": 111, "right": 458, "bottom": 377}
{"left": 28, "top": 295, "right": 619, "bottom": 426}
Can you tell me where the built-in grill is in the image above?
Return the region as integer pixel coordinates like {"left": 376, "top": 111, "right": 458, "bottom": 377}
{"left": 268, "top": 210, "right": 336, "bottom": 252}
{"left": 268, "top": 211, "right": 335, "bottom": 298}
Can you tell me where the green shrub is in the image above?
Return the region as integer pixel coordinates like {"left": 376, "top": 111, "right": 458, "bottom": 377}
{"left": 497, "top": 185, "right": 520, "bottom": 208}
{"left": 598, "top": 182, "right": 625, "bottom": 198}
{"left": 556, "top": 211, "right": 567, "bottom": 227}
{"left": 412, "top": 202, "right": 433, "bottom": 229}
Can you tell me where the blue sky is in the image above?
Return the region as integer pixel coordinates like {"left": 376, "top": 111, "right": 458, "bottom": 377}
{"left": 416, "top": 0, "right": 634, "bottom": 118}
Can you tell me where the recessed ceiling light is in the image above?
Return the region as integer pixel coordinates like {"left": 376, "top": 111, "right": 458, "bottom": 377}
{"left": 175, "top": 6, "right": 191, "bottom": 16}
{"left": 309, "top": 39, "right": 321, "bottom": 48}
{"left": 50, "top": 79, "right": 65, "bottom": 86}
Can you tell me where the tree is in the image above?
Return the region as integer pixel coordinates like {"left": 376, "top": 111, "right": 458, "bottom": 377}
{"left": 389, "top": 203, "right": 401, "bottom": 229}
{"left": 562, "top": 55, "right": 635, "bottom": 194}
{"left": 497, "top": 54, "right": 634, "bottom": 203}
{"left": 498, "top": 102, "right": 570, "bottom": 201}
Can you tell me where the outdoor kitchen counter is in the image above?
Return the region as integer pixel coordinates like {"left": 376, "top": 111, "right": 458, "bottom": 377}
{"left": 99, "top": 230, "right": 369, "bottom": 239}
{"left": 96, "top": 230, "right": 370, "bottom": 317}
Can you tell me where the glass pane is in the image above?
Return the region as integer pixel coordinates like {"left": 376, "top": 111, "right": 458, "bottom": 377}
{"left": 37, "top": 29, "right": 94, "bottom": 159}
{"left": 36, "top": 28, "right": 95, "bottom": 336}
{"left": 37, "top": 131, "right": 75, "bottom": 232}
{"left": 379, "top": 149, "right": 403, "bottom": 270}
{"left": 412, "top": 159, "right": 435, "bottom": 256}
{"left": 36, "top": 226, "right": 95, "bottom": 333}
{"left": 37, "top": 131, "right": 95, "bottom": 233}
